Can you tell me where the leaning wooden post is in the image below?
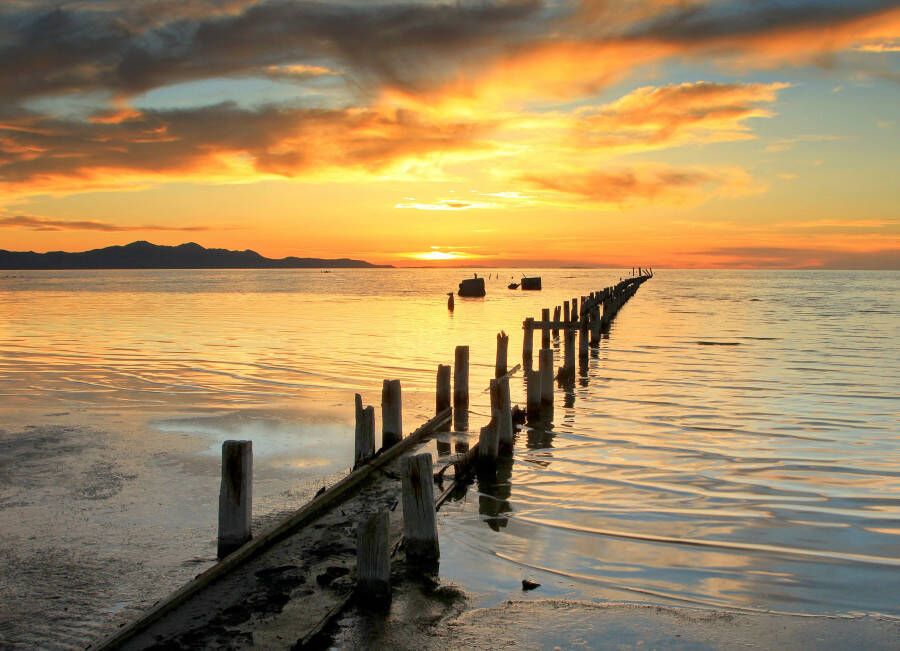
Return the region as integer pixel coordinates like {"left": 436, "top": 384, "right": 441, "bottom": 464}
{"left": 541, "top": 308, "right": 551, "bottom": 349}
{"left": 454, "top": 345, "right": 469, "bottom": 412}
{"left": 539, "top": 348, "right": 554, "bottom": 405}
{"left": 436, "top": 364, "right": 451, "bottom": 414}
{"left": 495, "top": 331, "right": 508, "bottom": 378}
{"left": 522, "top": 319, "right": 534, "bottom": 367}
{"left": 381, "top": 379, "right": 402, "bottom": 448}
{"left": 401, "top": 453, "right": 439, "bottom": 563}
{"left": 478, "top": 409, "right": 500, "bottom": 468}
{"left": 354, "top": 394, "right": 375, "bottom": 467}
{"left": 357, "top": 510, "right": 391, "bottom": 603}
{"left": 552, "top": 306, "right": 561, "bottom": 339}
{"left": 218, "top": 440, "right": 252, "bottom": 559}
{"left": 526, "top": 368, "right": 541, "bottom": 416}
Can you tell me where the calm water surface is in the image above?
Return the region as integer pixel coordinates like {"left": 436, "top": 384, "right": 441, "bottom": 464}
{"left": 0, "top": 269, "right": 898, "bottom": 647}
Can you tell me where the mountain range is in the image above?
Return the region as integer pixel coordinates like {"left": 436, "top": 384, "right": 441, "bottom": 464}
{"left": 0, "top": 241, "right": 391, "bottom": 269}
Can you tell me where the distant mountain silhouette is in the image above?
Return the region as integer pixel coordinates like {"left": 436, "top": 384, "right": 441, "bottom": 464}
{"left": 0, "top": 241, "right": 392, "bottom": 269}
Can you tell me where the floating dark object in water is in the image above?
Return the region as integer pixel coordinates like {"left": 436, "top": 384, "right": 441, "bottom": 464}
{"left": 521, "top": 276, "right": 541, "bottom": 290}
{"left": 447, "top": 292, "right": 455, "bottom": 311}
{"left": 458, "top": 277, "right": 486, "bottom": 297}
{"left": 508, "top": 282, "right": 519, "bottom": 289}
{"left": 521, "top": 579, "right": 541, "bottom": 591}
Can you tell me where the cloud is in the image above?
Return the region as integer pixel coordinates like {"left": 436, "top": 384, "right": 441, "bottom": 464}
{"left": 574, "top": 81, "right": 789, "bottom": 150}
{"left": 520, "top": 164, "right": 760, "bottom": 206}
{"left": 0, "top": 214, "right": 216, "bottom": 231}
{"left": 0, "top": 103, "right": 492, "bottom": 196}
{"left": 395, "top": 199, "right": 497, "bottom": 211}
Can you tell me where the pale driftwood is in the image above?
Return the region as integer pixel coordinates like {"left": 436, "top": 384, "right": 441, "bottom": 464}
{"left": 401, "top": 453, "right": 439, "bottom": 563}
{"left": 478, "top": 409, "right": 500, "bottom": 467}
{"left": 526, "top": 368, "right": 541, "bottom": 416}
{"left": 218, "top": 440, "right": 252, "bottom": 559}
{"left": 541, "top": 308, "right": 551, "bottom": 349}
{"left": 436, "top": 364, "right": 451, "bottom": 414}
{"left": 356, "top": 510, "right": 391, "bottom": 603}
{"left": 539, "top": 348, "right": 554, "bottom": 405}
{"left": 454, "top": 345, "right": 469, "bottom": 412}
{"left": 495, "top": 330, "right": 508, "bottom": 378}
{"left": 96, "top": 409, "right": 451, "bottom": 650}
{"left": 354, "top": 394, "right": 376, "bottom": 468}
{"left": 522, "top": 318, "right": 534, "bottom": 367}
{"left": 381, "top": 379, "right": 403, "bottom": 447}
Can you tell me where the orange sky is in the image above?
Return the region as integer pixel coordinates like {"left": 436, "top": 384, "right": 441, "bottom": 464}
{"left": 0, "top": 1, "right": 898, "bottom": 268}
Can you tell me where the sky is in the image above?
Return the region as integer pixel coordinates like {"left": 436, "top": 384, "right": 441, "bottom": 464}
{"left": 0, "top": 0, "right": 898, "bottom": 268}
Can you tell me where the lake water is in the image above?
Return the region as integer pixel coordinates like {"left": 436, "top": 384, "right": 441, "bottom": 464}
{"left": 0, "top": 269, "right": 898, "bottom": 648}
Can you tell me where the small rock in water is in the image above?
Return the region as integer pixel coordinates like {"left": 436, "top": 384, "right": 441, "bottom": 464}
{"left": 521, "top": 579, "right": 541, "bottom": 591}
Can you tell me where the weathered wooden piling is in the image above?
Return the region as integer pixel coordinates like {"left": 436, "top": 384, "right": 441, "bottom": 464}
{"left": 478, "top": 409, "right": 500, "bottom": 468}
{"left": 218, "top": 440, "right": 252, "bottom": 559}
{"left": 496, "top": 376, "right": 513, "bottom": 451}
{"left": 563, "top": 328, "right": 576, "bottom": 377}
{"left": 590, "top": 305, "right": 601, "bottom": 346}
{"left": 522, "top": 318, "right": 534, "bottom": 367}
{"left": 526, "top": 368, "right": 541, "bottom": 416}
{"left": 436, "top": 364, "right": 451, "bottom": 414}
{"left": 552, "top": 306, "right": 561, "bottom": 338}
{"left": 539, "top": 348, "right": 554, "bottom": 404}
{"left": 571, "top": 298, "right": 578, "bottom": 323}
{"left": 541, "top": 308, "right": 551, "bottom": 349}
{"left": 454, "top": 345, "right": 469, "bottom": 411}
{"left": 401, "top": 453, "right": 439, "bottom": 562}
{"left": 563, "top": 301, "right": 570, "bottom": 323}
{"left": 495, "top": 331, "right": 508, "bottom": 378}
{"left": 381, "top": 379, "right": 402, "bottom": 447}
{"left": 579, "top": 318, "right": 590, "bottom": 360}
{"left": 354, "top": 394, "right": 375, "bottom": 467}
{"left": 356, "top": 510, "right": 391, "bottom": 603}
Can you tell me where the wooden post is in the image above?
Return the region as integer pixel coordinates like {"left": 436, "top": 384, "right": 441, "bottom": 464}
{"left": 539, "top": 348, "right": 554, "bottom": 405}
{"left": 541, "top": 308, "right": 551, "bottom": 349}
{"left": 579, "top": 317, "right": 590, "bottom": 360}
{"left": 526, "top": 368, "right": 541, "bottom": 416}
{"left": 590, "top": 306, "right": 601, "bottom": 346}
{"left": 218, "top": 440, "right": 252, "bottom": 559}
{"left": 496, "top": 376, "right": 513, "bottom": 452}
{"left": 563, "top": 301, "right": 570, "bottom": 324}
{"left": 495, "top": 331, "right": 508, "bottom": 378}
{"left": 563, "top": 329, "right": 576, "bottom": 376}
{"left": 401, "top": 453, "right": 439, "bottom": 562}
{"left": 436, "top": 364, "right": 451, "bottom": 414}
{"left": 356, "top": 510, "right": 391, "bottom": 603}
{"left": 454, "top": 345, "right": 469, "bottom": 412}
{"left": 478, "top": 410, "right": 500, "bottom": 468}
{"left": 522, "top": 318, "right": 534, "bottom": 367}
{"left": 381, "top": 379, "right": 402, "bottom": 448}
{"left": 571, "top": 298, "right": 578, "bottom": 323}
{"left": 552, "top": 306, "right": 561, "bottom": 338}
{"left": 354, "top": 394, "right": 375, "bottom": 467}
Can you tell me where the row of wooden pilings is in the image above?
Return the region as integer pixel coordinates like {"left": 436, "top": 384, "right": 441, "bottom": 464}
{"left": 216, "top": 273, "right": 653, "bottom": 605}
